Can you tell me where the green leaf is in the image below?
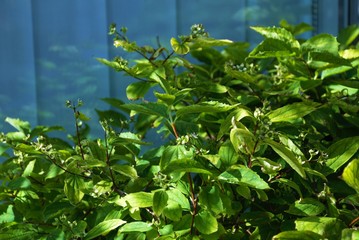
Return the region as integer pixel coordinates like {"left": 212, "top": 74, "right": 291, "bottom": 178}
{"left": 5, "top": 117, "right": 31, "bottom": 134}
{"left": 219, "top": 143, "right": 239, "bottom": 167}
{"left": 176, "top": 101, "right": 237, "bottom": 118}
{"left": 324, "top": 136, "right": 359, "bottom": 175}
{"left": 198, "top": 186, "right": 224, "bottom": 215}
{"left": 117, "top": 192, "right": 153, "bottom": 208}
{"left": 64, "top": 175, "right": 85, "bottom": 205}
{"left": 194, "top": 210, "right": 218, "bottom": 235}
{"left": 126, "top": 81, "right": 154, "bottom": 100}
{"left": 119, "top": 221, "right": 153, "bottom": 233}
{"left": 162, "top": 158, "right": 213, "bottom": 175}
{"left": 112, "top": 164, "right": 138, "bottom": 179}
{"left": 85, "top": 219, "right": 126, "bottom": 240}
{"left": 153, "top": 190, "right": 168, "bottom": 216}
{"left": 217, "top": 108, "right": 253, "bottom": 140}
{"left": 0, "top": 205, "right": 15, "bottom": 223}
{"left": 341, "top": 228, "right": 359, "bottom": 240}
{"left": 266, "top": 102, "right": 320, "bottom": 123}
{"left": 8, "top": 177, "right": 31, "bottom": 190}
{"left": 154, "top": 92, "right": 176, "bottom": 105}
{"left": 286, "top": 198, "right": 326, "bottom": 216}
{"left": 249, "top": 38, "right": 295, "bottom": 58}
{"left": 163, "top": 202, "right": 182, "bottom": 221}
{"left": 170, "top": 37, "right": 190, "bottom": 55}
{"left": 230, "top": 127, "right": 256, "bottom": 154}
{"left": 160, "top": 145, "right": 193, "bottom": 170}
{"left": 295, "top": 217, "right": 345, "bottom": 239}
{"left": 0, "top": 229, "right": 38, "bottom": 240}
{"left": 218, "top": 165, "right": 270, "bottom": 189}
{"left": 302, "top": 33, "right": 339, "bottom": 55}
{"left": 190, "top": 37, "right": 233, "bottom": 49}
{"left": 272, "top": 230, "right": 323, "bottom": 240}
{"left": 167, "top": 188, "right": 190, "bottom": 210}
{"left": 273, "top": 178, "right": 303, "bottom": 199}
{"left": 122, "top": 102, "right": 168, "bottom": 118}
{"left": 22, "top": 160, "right": 36, "bottom": 177}
{"left": 342, "top": 158, "right": 359, "bottom": 193}
{"left": 338, "top": 25, "right": 359, "bottom": 48}
{"left": 251, "top": 26, "right": 300, "bottom": 49}
{"left": 264, "top": 138, "right": 306, "bottom": 179}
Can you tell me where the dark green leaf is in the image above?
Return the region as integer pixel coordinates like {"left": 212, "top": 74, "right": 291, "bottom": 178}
{"left": 159, "top": 145, "right": 193, "bottom": 170}
{"left": 162, "top": 158, "right": 213, "bottom": 175}
{"left": 8, "top": 177, "right": 31, "bottom": 190}
{"left": 122, "top": 102, "right": 168, "bottom": 118}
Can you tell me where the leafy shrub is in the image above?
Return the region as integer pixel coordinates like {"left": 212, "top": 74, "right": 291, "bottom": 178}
{"left": 0, "top": 22, "right": 359, "bottom": 239}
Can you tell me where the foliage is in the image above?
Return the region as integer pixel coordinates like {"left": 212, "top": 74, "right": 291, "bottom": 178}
{"left": 1, "top": 22, "right": 359, "bottom": 239}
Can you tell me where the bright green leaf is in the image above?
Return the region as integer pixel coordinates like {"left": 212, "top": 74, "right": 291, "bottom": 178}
{"left": 162, "top": 158, "right": 213, "bottom": 175}
{"left": 342, "top": 158, "right": 359, "bottom": 193}
{"left": 264, "top": 138, "right": 306, "bottom": 179}
{"left": 64, "top": 175, "right": 85, "bottom": 205}
{"left": 176, "top": 101, "right": 237, "bottom": 118}
{"left": 117, "top": 192, "right": 153, "bottom": 208}
{"left": 122, "top": 102, "right": 168, "bottom": 118}
{"left": 163, "top": 202, "right": 182, "bottom": 221}
{"left": 160, "top": 145, "right": 193, "bottom": 170}
{"left": 218, "top": 165, "right": 270, "bottom": 189}
{"left": 272, "top": 230, "right": 323, "bottom": 240}
{"left": 324, "top": 136, "right": 359, "bottom": 175}
{"left": 153, "top": 190, "right": 168, "bottom": 216}
{"left": 126, "top": 81, "right": 154, "bottom": 100}
{"left": 85, "top": 219, "right": 126, "bottom": 240}
{"left": 119, "top": 221, "right": 153, "bottom": 233}
{"left": 194, "top": 210, "right": 218, "bottom": 235}
{"left": 5, "top": 117, "right": 31, "bottom": 134}
{"left": 112, "top": 164, "right": 138, "bottom": 179}
{"left": 198, "top": 186, "right": 224, "bottom": 215}
{"left": 295, "top": 217, "right": 345, "bottom": 239}
{"left": 286, "top": 198, "right": 326, "bottom": 216}
{"left": 302, "top": 33, "right": 339, "bottom": 55}
{"left": 0, "top": 205, "right": 15, "bottom": 223}
{"left": 170, "top": 37, "right": 190, "bottom": 55}
{"left": 266, "top": 102, "right": 320, "bottom": 123}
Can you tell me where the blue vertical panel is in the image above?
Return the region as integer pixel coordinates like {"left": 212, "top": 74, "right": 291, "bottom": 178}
{"left": 31, "top": 0, "right": 110, "bottom": 136}
{"left": 0, "top": 0, "right": 37, "bottom": 131}
{"left": 177, "top": 0, "right": 313, "bottom": 44}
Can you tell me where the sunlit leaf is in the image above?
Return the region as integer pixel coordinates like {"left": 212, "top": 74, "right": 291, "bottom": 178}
{"left": 194, "top": 210, "right": 218, "bottom": 234}
{"left": 272, "top": 230, "right": 323, "bottom": 240}
{"left": 170, "top": 37, "right": 190, "bottom": 55}
{"left": 117, "top": 192, "right": 153, "bottom": 208}
{"left": 266, "top": 102, "right": 320, "bottom": 123}
{"left": 324, "top": 136, "right": 359, "bottom": 175}
{"left": 153, "top": 190, "right": 168, "bottom": 216}
{"left": 112, "top": 164, "right": 138, "bottom": 179}
{"left": 218, "top": 165, "right": 270, "bottom": 189}
{"left": 85, "top": 219, "right": 126, "bottom": 240}
{"left": 118, "top": 221, "right": 153, "bottom": 233}
{"left": 286, "top": 198, "right": 326, "bottom": 216}
{"left": 295, "top": 217, "right": 345, "bottom": 239}
{"left": 176, "top": 101, "right": 237, "bottom": 118}
{"left": 342, "top": 158, "right": 359, "bottom": 193}
{"left": 126, "top": 81, "right": 154, "bottom": 100}
{"left": 64, "top": 175, "right": 85, "bottom": 205}
{"left": 264, "top": 138, "right": 306, "bottom": 179}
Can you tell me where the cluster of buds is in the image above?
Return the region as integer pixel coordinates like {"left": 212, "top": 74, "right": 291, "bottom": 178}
{"left": 191, "top": 24, "right": 209, "bottom": 38}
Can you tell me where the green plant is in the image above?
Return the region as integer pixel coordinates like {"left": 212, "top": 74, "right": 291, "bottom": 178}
{"left": 0, "top": 21, "right": 359, "bottom": 239}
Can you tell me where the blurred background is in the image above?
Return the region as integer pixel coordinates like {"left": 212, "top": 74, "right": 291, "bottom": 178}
{"left": 0, "top": 0, "right": 358, "bottom": 138}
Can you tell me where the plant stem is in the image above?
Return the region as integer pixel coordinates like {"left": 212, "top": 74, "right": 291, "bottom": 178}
{"left": 188, "top": 172, "right": 197, "bottom": 235}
